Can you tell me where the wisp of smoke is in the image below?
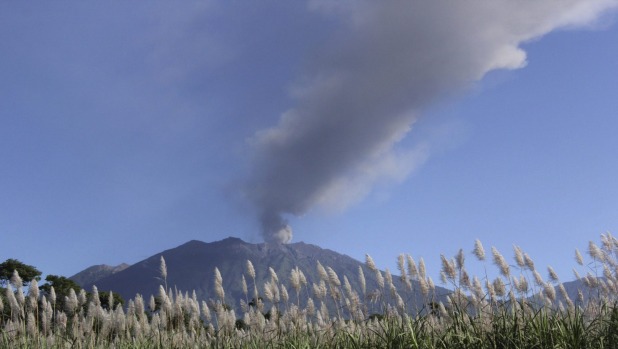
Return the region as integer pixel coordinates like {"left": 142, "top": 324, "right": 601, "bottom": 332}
{"left": 245, "top": 0, "right": 618, "bottom": 243}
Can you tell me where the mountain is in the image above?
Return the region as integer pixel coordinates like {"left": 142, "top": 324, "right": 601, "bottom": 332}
{"left": 558, "top": 277, "right": 602, "bottom": 304}
{"left": 80, "top": 237, "right": 450, "bottom": 313}
{"left": 70, "top": 263, "right": 130, "bottom": 287}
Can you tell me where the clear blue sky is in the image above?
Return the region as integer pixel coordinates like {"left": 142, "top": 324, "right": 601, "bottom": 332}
{"left": 2, "top": 2, "right": 618, "bottom": 285}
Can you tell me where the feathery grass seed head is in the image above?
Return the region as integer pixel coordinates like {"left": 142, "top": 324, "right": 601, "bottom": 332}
{"left": 548, "top": 266, "right": 559, "bottom": 283}
{"left": 428, "top": 277, "right": 435, "bottom": 292}
{"left": 491, "top": 247, "right": 510, "bottom": 277}
{"left": 326, "top": 267, "right": 341, "bottom": 287}
{"left": 419, "top": 277, "right": 429, "bottom": 297}
{"left": 365, "top": 254, "right": 377, "bottom": 272}
{"left": 269, "top": 267, "right": 279, "bottom": 283}
{"left": 78, "top": 289, "right": 87, "bottom": 306}
{"left": 588, "top": 241, "right": 604, "bottom": 261}
{"left": 575, "top": 249, "right": 584, "bottom": 266}
{"left": 533, "top": 270, "right": 544, "bottom": 286}
{"left": 281, "top": 284, "right": 289, "bottom": 303}
{"left": 493, "top": 278, "right": 506, "bottom": 297}
{"left": 246, "top": 260, "right": 256, "bottom": 279}
{"left": 6, "top": 287, "right": 19, "bottom": 313}
{"left": 406, "top": 254, "right": 418, "bottom": 278}
{"left": 299, "top": 269, "right": 307, "bottom": 286}
{"left": 460, "top": 270, "right": 471, "bottom": 289}
{"left": 159, "top": 256, "right": 167, "bottom": 280}
{"left": 317, "top": 261, "right": 328, "bottom": 281}
{"left": 290, "top": 267, "right": 301, "bottom": 293}
{"left": 242, "top": 275, "right": 248, "bottom": 296}
{"left": 456, "top": 249, "right": 465, "bottom": 270}
{"left": 513, "top": 245, "right": 525, "bottom": 268}
{"left": 397, "top": 254, "right": 406, "bottom": 279}
{"left": 10, "top": 270, "right": 23, "bottom": 289}
{"left": 524, "top": 253, "right": 535, "bottom": 271}
{"left": 419, "top": 258, "right": 426, "bottom": 279}
{"left": 214, "top": 267, "right": 225, "bottom": 301}
{"left": 544, "top": 283, "right": 556, "bottom": 302}
{"left": 473, "top": 239, "right": 486, "bottom": 261}
{"left": 92, "top": 285, "right": 101, "bottom": 307}
{"left": 516, "top": 275, "right": 529, "bottom": 294}
{"left": 441, "top": 255, "right": 456, "bottom": 281}
{"left": 358, "top": 266, "right": 366, "bottom": 295}
{"left": 49, "top": 286, "right": 56, "bottom": 306}
{"left": 384, "top": 268, "right": 393, "bottom": 287}
{"left": 376, "top": 270, "right": 385, "bottom": 289}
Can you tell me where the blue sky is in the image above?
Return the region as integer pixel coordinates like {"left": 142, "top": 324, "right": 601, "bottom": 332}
{"left": 2, "top": 1, "right": 618, "bottom": 285}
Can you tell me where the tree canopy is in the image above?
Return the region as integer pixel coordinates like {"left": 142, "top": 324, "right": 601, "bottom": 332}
{"left": 98, "top": 291, "right": 125, "bottom": 311}
{"left": 0, "top": 259, "right": 41, "bottom": 287}
{"left": 40, "top": 275, "right": 81, "bottom": 295}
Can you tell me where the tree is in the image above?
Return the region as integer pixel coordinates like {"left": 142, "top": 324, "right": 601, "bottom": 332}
{"left": 40, "top": 275, "right": 82, "bottom": 296}
{"left": 0, "top": 259, "right": 41, "bottom": 287}
{"left": 97, "top": 291, "right": 125, "bottom": 311}
{"left": 39, "top": 275, "right": 83, "bottom": 310}
{"left": 39, "top": 276, "right": 125, "bottom": 311}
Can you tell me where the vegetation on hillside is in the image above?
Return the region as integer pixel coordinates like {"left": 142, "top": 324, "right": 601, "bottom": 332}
{"left": 2, "top": 233, "right": 618, "bottom": 348}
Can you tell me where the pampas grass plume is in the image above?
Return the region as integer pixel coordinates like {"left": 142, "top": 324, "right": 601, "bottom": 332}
{"left": 491, "top": 247, "right": 510, "bottom": 277}
{"left": 575, "top": 249, "right": 584, "bottom": 266}
{"left": 214, "top": 267, "right": 225, "bottom": 301}
{"left": 473, "top": 239, "right": 485, "bottom": 261}
{"left": 159, "top": 256, "right": 167, "bottom": 281}
{"left": 548, "top": 266, "right": 559, "bottom": 283}
{"left": 406, "top": 254, "right": 418, "bottom": 279}
{"left": 358, "top": 266, "right": 366, "bottom": 295}
{"left": 246, "top": 260, "right": 256, "bottom": 279}
{"left": 365, "top": 254, "right": 377, "bottom": 272}
{"left": 269, "top": 267, "right": 279, "bottom": 283}
{"left": 513, "top": 245, "right": 525, "bottom": 268}
{"left": 588, "top": 241, "right": 604, "bottom": 261}
{"left": 524, "top": 253, "right": 535, "bottom": 271}
{"left": 455, "top": 248, "right": 465, "bottom": 270}
{"left": 317, "top": 261, "right": 328, "bottom": 281}
{"left": 440, "top": 255, "right": 456, "bottom": 281}
{"left": 419, "top": 258, "right": 426, "bottom": 279}
{"left": 326, "top": 267, "right": 341, "bottom": 287}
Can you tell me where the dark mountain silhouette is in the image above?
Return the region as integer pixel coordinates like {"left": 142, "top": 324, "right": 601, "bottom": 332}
{"left": 556, "top": 277, "right": 600, "bottom": 304}
{"left": 78, "top": 237, "right": 450, "bottom": 313}
{"left": 70, "top": 263, "right": 130, "bottom": 287}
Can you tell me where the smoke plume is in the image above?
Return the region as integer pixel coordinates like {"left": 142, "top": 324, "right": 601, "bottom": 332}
{"left": 245, "top": 0, "right": 618, "bottom": 243}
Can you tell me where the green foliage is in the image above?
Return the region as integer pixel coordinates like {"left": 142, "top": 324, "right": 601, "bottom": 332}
{"left": 603, "top": 304, "right": 618, "bottom": 348}
{"left": 235, "top": 318, "right": 249, "bottom": 330}
{"left": 97, "top": 290, "right": 125, "bottom": 310}
{"left": 40, "top": 274, "right": 81, "bottom": 295}
{"left": 0, "top": 258, "right": 41, "bottom": 286}
{"left": 40, "top": 274, "right": 83, "bottom": 311}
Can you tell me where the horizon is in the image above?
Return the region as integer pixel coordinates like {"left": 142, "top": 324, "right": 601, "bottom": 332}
{"left": 2, "top": 2, "right": 618, "bottom": 288}
{"left": 67, "top": 234, "right": 603, "bottom": 289}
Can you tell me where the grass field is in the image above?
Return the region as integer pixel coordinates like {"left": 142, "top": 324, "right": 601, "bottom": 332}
{"left": 2, "top": 233, "right": 618, "bottom": 348}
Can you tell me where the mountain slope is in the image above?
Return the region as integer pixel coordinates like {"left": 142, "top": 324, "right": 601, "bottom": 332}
{"left": 82, "top": 237, "right": 450, "bottom": 313}
{"left": 70, "top": 263, "right": 130, "bottom": 287}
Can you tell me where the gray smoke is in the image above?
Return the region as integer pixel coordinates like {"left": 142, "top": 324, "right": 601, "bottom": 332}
{"left": 246, "top": 0, "right": 618, "bottom": 243}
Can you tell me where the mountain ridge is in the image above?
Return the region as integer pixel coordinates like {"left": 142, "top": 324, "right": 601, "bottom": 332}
{"left": 70, "top": 263, "right": 130, "bottom": 287}
{"left": 76, "top": 236, "right": 451, "bottom": 313}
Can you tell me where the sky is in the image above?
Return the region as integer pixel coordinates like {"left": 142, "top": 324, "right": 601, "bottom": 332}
{"left": 2, "top": 1, "right": 618, "bottom": 286}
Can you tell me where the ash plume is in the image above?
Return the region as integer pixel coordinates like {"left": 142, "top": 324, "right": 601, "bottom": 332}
{"left": 245, "top": 0, "right": 618, "bottom": 243}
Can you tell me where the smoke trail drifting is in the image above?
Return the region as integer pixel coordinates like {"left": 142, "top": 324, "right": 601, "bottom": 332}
{"left": 246, "top": 0, "right": 618, "bottom": 243}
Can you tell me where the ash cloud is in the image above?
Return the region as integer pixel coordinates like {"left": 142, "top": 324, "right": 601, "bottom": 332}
{"left": 245, "top": 0, "right": 618, "bottom": 243}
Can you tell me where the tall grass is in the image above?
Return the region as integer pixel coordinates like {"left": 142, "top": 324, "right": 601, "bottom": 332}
{"left": 2, "top": 232, "right": 618, "bottom": 348}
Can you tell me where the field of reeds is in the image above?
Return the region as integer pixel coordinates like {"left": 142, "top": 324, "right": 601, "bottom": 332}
{"left": 2, "top": 233, "right": 618, "bottom": 349}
